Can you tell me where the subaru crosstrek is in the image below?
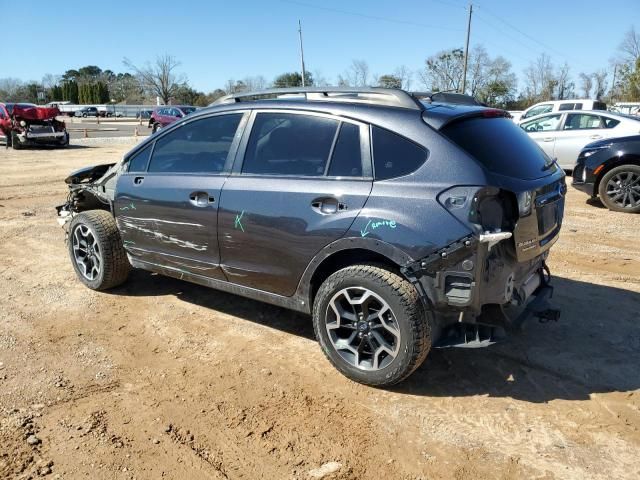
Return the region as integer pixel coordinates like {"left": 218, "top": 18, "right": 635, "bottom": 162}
{"left": 57, "top": 88, "right": 566, "bottom": 386}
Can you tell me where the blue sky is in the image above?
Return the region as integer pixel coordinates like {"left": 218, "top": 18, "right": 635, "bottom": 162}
{"left": 3, "top": 0, "right": 638, "bottom": 91}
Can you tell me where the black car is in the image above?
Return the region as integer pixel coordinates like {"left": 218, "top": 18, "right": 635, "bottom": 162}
{"left": 572, "top": 135, "right": 640, "bottom": 213}
{"left": 56, "top": 87, "right": 565, "bottom": 386}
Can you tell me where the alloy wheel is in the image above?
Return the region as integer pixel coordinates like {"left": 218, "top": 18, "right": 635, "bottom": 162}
{"left": 605, "top": 171, "right": 640, "bottom": 209}
{"left": 325, "top": 287, "right": 401, "bottom": 371}
{"left": 72, "top": 225, "right": 102, "bottom": 281}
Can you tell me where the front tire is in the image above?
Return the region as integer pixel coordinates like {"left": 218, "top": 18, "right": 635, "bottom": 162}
{"left": 152, "top": 122, "right": 161, "bottom": 133}
{"left": 11, "top": 132, "right": 22, "bottom": 150}
{"left": 598, "top": 165, "right": 640, "bottom": 213}
{"left": 68, "top": 210, "right": 130, "bottom": 290}
{"left": 313, "top": 265, "right": 431, "bottom": 387}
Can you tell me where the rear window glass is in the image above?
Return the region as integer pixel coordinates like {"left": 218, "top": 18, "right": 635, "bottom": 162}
{"left": 442, "top": 117, "right": 557, "bottom": 180}
{"left": 327, "top": 122, "right": 362, "bottom": 177}
{"left": 372, "top": 126, "right": 427, "bottom": 180}
{"left": 593, "top": 101, "right": 607, "bottom": 110}
{"left": 602, "top": 117, "right": 620, "bottom": 129}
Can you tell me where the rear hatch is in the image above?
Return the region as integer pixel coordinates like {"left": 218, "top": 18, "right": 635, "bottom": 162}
{"left": 435, "top": 110, "right": 565, "bottom": 261}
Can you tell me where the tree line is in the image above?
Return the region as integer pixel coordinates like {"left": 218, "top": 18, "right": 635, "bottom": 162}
{"left": 1, "top": 26, "right": 638, "bottom": 109}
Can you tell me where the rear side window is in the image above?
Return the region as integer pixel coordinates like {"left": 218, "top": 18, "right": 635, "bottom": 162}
{"left": 602, "top": 117, "right": 620, "bottom": 128}
{"left": 128, "top": 144, "right": 152, "bottom": 172}
{"left": 442, "top": 117, "right": 556, "bottom": 180}
{"left": 564, "top": 114, "right": 602, "bottom": 130}
{"left": 243, "top": 113, "right": 339, "bottom": 176}
{"left": 372, "top": 126, "right": 427, "bottom": 180}
{"left": 558, "top": 103, "right": 575, "bottom": 111}
{"left": 593, "top": 101, "right": 607, "bottom": 111}
{"left": 147, "top": 114, "right": 242, "bottom": 173}
{"left": 327, "top": 122, "right": 362, "bottom": 177}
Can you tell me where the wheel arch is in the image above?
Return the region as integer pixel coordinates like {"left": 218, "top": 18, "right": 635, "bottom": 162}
{"left": 594, "top": 154, "right": 640, "bottom": 196}
{"left": 295, "top": 237, "right": 414, "bottom": 309}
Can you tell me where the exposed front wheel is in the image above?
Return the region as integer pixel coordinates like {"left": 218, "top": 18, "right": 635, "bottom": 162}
{"left": 152, "top": 122, "right": 162, "bottom": 133}
{"left": 68, "top": 210, "right": 130, "bottom": 290}
{"left": 313, "top": 265, "right": 432, "bottom": 386}
{"left": 598, "top": 165, "right": 640, "bottom": 213}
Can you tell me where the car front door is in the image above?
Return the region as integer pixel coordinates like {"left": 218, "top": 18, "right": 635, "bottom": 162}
{"left": 0, "top": 105, "right": 10, "bottom": 137}
{"left": 520, "top": 113, "right": 563, "bottom": 161}
{"left": 553, "top": 113, "right": 607, "bottom": 169}
{"left": 218, "top": 110, "right": 373, "bottom": 296}
{"left": 115, "top": 112, "right": 247, "bottom": 278}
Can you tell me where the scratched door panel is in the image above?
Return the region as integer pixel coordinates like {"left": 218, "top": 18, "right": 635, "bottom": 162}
{"left": 218, "top": 177, "right": 372, "bottom": 296}
{"left": 115, "top": 174, "right": 226, "bottom": 279}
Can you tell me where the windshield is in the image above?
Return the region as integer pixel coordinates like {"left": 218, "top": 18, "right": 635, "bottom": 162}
{"left": 442, "top": 116, "right": 558, "bottom": 180}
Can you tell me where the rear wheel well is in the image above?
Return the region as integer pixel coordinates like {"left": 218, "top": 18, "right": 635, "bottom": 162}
{"left": 595, "top": 155, "right": 640, "bottom": 195}
{"left": 309, "top": 248, "right": 402, "bottom": 306}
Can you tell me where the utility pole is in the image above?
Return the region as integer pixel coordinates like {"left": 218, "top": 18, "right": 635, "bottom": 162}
{"left": 461, "top": 3, "right": 473, "bottom": 95}
{"left": 611, "top": 64, "right": 617, "bottom": 104}
{"left": 298, "top": 19, "right": 307, "bottom": 87}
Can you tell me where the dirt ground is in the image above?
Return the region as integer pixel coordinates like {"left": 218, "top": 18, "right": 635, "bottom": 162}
{"left": 1, "top": 142, "right": 639, "bottom": 480}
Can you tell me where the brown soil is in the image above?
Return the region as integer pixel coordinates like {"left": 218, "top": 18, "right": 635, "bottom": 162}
{"left": 1, "top": 143, "right": 639, "bottom": 480}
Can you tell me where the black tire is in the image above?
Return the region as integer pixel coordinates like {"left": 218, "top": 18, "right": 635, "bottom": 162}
{"left": 313, "top": 264, "right": 431, "bottom": 387}
{"left": 82, "top": 113, "right": 87, "bottom": 118}
{"left": 68, "top": 210, "right": 130, "bottom": 290}
{"left": 11, "top": 131, "right": 21, "bottom": 150}
{"left": 58, "top": 132, "right": 69, "bottom": 148}
{"left": 598, "top": 164, "right": 640, "bottom": 213}
{"left": 152, "top": 122, "right": 161, "bottom": 133}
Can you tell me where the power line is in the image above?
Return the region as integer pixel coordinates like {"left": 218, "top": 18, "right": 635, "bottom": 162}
{"left": 280, "top": 0, "right": 464, "bottom": 31}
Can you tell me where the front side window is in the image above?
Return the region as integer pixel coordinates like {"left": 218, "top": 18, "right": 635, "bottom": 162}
{"left": 563, "top": 114, "right": 603, "bottom": 130}
{"left": 521, "top": 114, "right": 562, "bottom": 132}
{"left": 147, "top": 114, "right": 242, "bottom": 173}
{"left": 242, "top": 113, "right": 339, "bottom": 176}
{"left": 523, "top": 104, "right": 553, "bottom": 119}
{"left": 372, "top": 126, "right": 427, "bottom": 180}
{"left": 128, "top": 144, "right": 152, "bottom": 172}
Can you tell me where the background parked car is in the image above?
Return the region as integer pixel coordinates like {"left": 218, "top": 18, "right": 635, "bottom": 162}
{"left": 610, "top": 102, "right": 640, "bottom": 116}
{"left": 572, "top": 135, "right": 640, "bottom": 213}
{"left": 519, "top": 110, "right": 640, "bottom": 169}
{"left": 76, "top": 107, "right": 99, "bottom": 118}
{"left": 136, "top": 109, "right": 153, "bottom": 120}
{"left": 148, "top": 106, "right": 196, "bottom": 133}
{"left": 514, "top": 99, "right": 607, "bottom": 123}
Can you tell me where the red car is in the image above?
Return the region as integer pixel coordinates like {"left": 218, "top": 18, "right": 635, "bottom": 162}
{"left": 148, "top": 105, "right": 196, "bottom": 133}
{"left": 0, "top": 103, "right": 69, "bottom": 149}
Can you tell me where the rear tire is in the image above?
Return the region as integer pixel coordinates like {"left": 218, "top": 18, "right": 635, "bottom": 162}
{"left": 598, "top": 165, "right": 640, "bottom": 213}
{"left": 152, "top": 122, "right": 161, "bottom": 133}
{"left": 313, "top": 264, "right": 431, "bottom": 386}
{"left": 68, "top": 210, "right": 130, "bottom": 290}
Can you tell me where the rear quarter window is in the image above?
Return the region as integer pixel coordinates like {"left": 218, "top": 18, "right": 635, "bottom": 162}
{"left": 372, "top": 126, "right": 427, "bottom": 180}
{"left": 442, "top": 117, "right": 556, "bottom": 180}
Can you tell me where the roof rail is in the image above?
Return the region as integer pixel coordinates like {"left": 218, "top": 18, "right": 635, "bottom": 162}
{"left": 211, "top": 87, "right": 424, "bottom": 110}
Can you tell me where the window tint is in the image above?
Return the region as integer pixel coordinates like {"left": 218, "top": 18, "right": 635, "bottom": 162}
{"left": 602, "top": 117, "right": 620, "bottom": 129}
{"left": 521, "top": 114, "right": 562, "bottom": 132}
{"left": 128, "top": 144, "right": 152, "bottom": 172}
{"left": 327, "top": 122, "right": 362, "bottom": 177}
{"left": 443, "top": 117, "right": 556, "bottom": 180}
{"left": 147, "top": 114, "right": 242, "bottom": 173}
{"left": 523, "top": 104, "right": 553, "bottom": 119}
{"left": 558, "top": 103, "right": 575, "bottom": 111}
{"left": 574, "top": 103, "right": 583, "bottom": 110}
{"left": 243, "top": 113, "right": 338, "bottom": 176}
{"left": 563, "top": 114, "right": 602, "bottom": 130}
{"left": 593, "top": 101, "right": 607, "bottom": 111}
{"left": 372, "top": 126, "right": 427, "bottom": 180}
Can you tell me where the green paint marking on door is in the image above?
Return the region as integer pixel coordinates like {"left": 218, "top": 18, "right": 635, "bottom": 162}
{"left": 361, "top": 219, "right": 396, "bottom": 237}
{"left": 234, "top": 210, "right": 245, "bottom": 232}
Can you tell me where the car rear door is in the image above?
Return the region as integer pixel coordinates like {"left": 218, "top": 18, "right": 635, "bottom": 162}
{"left": 520, "top": 113, "right": 563, "bottom": 161}
{"left": 218, "top": 110, "right": 373, "bottom": 296}
{"left": 115, "top": 112, "right": 248, "bottom": 278}
{"left": 553, "top": 113, "right": 607, "bottom": 169}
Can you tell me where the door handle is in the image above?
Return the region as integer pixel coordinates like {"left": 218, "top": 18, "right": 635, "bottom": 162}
{"left": 311, "top": 197, "right": 347, "bottom": 215}
{"left": 133, "top": 176, "right": 144, "bottom": 185}
{"left": 542, "top": 137, "right": 554, "bottom": 142}
{"left": 189, "top": 191, "right": 214, "bottom": 207}
{"left": 589, "top": 134, "right": 602, "bottom": 139}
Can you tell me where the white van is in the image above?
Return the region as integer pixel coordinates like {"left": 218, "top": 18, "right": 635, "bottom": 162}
{"left": 514, "top": 99, "right": 607, "bottom": 123}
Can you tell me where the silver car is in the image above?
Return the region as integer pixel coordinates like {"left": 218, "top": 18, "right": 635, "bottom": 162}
{"left": 519, "top": 111, "right": 640, "bottom": 169}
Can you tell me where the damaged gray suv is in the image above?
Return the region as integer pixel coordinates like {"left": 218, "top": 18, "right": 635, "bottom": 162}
{"left": 57, "top": 88, "right": 566, "bottom": 386}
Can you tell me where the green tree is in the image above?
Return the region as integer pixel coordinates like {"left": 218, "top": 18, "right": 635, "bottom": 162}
{"left": 377, "top": 74, "right": 402, "bottom": 88}
{"left": 273, "top": 72, "right": 314, "bottom": 88}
